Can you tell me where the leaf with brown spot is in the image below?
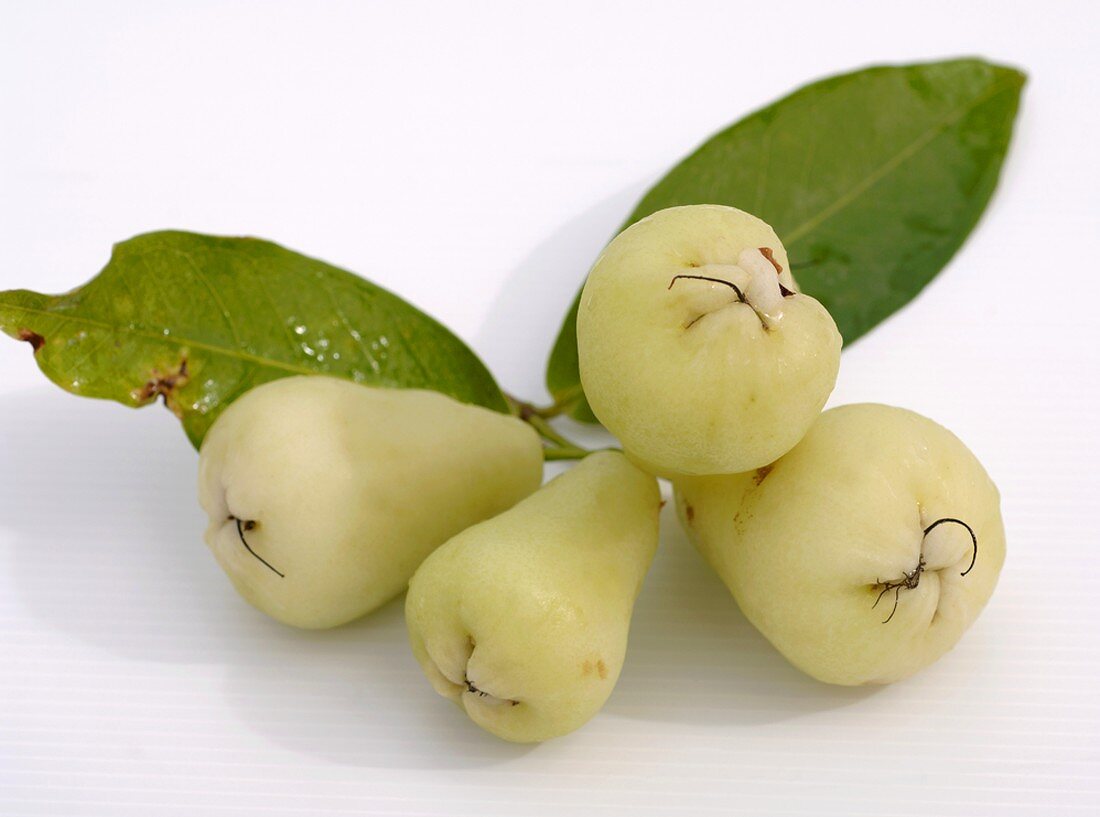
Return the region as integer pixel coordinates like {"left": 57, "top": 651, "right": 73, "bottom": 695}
{"left": 17, "top": 328, "right": 45, "bottom": 352}
{"left": 0, "top": 232, "right": 509, "bottom": 448}
{"left": 132, "top": 356, "right": 191, "bottom": 418}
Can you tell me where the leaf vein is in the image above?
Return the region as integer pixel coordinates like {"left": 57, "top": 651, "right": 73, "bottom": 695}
{"left": 171, "top": 248, "right": 244, "bottom": 348}
{"left": 318, "top": 272, "right": 380, "bottom": 375}
{"left": 785, "top": 77, "right": 1020, "bottom": 246}
{"left": 1, "top": 303, "right": 319, "bottom": 376}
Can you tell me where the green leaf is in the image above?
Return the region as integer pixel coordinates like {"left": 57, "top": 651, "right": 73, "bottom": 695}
{"left": 0, "top": 231, "right": 509, "bottom": 447}
{"left": 547, "top": 57, "right": 1025, "bottom": 422}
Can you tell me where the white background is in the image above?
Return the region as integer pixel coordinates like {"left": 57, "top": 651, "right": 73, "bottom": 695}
{"left": 2, "top": 1, "right": 1099, "bottom": 814}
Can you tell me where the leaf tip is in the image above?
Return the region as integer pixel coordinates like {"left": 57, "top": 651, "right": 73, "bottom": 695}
{"left": 989, "top": 59, "right": 1028, "bottom": 89}
{"left": 968, "top": 56, "right": 1028, "bottom": 91}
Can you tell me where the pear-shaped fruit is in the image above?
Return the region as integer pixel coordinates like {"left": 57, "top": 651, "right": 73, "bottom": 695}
{"left": 406, "top": 451, "right": 660, "bottom": 742}
{"left": 198, "top": 376, "right": 543, "bottom": 629}
{"left": 577, "top": 204, "right": 841, "bottom": 477}
{"left": 675, "top": 403, "right": 1005, "bottom": 685}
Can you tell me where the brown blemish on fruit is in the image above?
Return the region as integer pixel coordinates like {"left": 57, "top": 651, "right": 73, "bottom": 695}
{"left": 752, "top": 465, "right": 773, "bottom": 486}
{"left": 685, "top": 503, "right": 695, "bottom": 523}
{"left": 733, "top": 508, "right": 752, "bottom": 536}
{"left": 758, "top": 247, "right": 783, "bottom": 274}
{"left": 759, "top": 246, "right": 795, "bottom": 297}
{"left": 133, "top": 355, "right": 190, "bottom": 417}
{"left": 17, "top": 328, "right": 45, "bottom": 352}
{"left": 582, "top": 659, "right": 609, "bottom": 679}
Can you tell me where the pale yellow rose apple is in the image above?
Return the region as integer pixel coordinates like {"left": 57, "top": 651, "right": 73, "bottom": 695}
{"left": 198, "top": 376, "right": 543, "bottom": 629}
{"left": 406, "top": 451, "right": 660, "bottom": 742}
{"left": 675, "top": 403, "right": 1005, "bottom": 685}
{"left": 577, "top": 204, "right": 841, "bottom": 477}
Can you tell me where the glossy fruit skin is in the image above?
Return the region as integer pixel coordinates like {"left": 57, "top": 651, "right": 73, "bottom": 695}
{"left": 406, "top": 451, "right": 660, "bottom": 742}
{"left": 198, "top": 376, "right": 543, "bottom": 629}
{"left": 675, "top": 403, "right": 1005, "bottom": 685}
{"left": 577, "top": 204, "right": 841, "bottom": 478}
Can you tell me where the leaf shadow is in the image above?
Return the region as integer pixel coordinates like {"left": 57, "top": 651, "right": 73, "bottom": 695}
{"left": 471, "top": 179, "right": 650, "bottom": 403}
{"left": 0, "top": 387, "right": 529, "bottom": 769}
{"left": 218, "top": 594, "right": 539, "bottom": 769}
{"left": 0, "top": 387, "right": 230, "bottom": 662}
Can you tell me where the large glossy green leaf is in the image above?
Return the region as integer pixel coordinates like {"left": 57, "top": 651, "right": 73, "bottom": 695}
{"left": 547, "top": 58, "right": 1025, "bottom": 422}
{"left": 0, "top": 231, "right": 509, "bottom": 447}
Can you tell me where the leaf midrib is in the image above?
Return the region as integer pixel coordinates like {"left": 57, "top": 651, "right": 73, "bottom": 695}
{"left": 785, "top": 74, "right": 1019, "bottom": 247}
{"left": 0, "top": 301, "right": 320, "bottom": 376}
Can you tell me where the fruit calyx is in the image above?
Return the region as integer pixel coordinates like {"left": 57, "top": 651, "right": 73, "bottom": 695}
{"left": 463, "top": 673, "right": 519, "bottom": 707}
{"left": 757, "top": 247, "right": 796, "bottom": 297}
{"left": 668, "top": 247, "right": 794, "bottom": 330}
{"left": 872, "top": 517, "right": 978, "bottom": 624}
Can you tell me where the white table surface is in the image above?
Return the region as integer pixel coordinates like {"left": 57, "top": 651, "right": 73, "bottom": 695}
{"left": 2, "top": 2, "right": 1098, "bottom": 814}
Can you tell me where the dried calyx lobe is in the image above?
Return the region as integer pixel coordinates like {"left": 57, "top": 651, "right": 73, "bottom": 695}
{"left": 758, "top": 247, "right": 795, "bottom": 296}
{"left": 668, "top": 246, "right": 795, "bottom": 301}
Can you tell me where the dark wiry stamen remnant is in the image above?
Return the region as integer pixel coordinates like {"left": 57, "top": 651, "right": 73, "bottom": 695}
{"left": 924, "top": 517, "right": 978, "bottom": 577}
{"left": 464, "top": 675, "right": 489, "bottom": 697}
{"left": 232, "top": 516, "right": 285, "bottom": 578}
{"left": 464, "top": 674, "right": 520, "bottom": 706}
{"left": 872, "top": 517, "right": 978, "bottom": 624}
{"left": 668, "top": 274, "right": 745, "bottom": 303}
{"left": 873, "top": 556, "right": 926, "bottom": 624}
